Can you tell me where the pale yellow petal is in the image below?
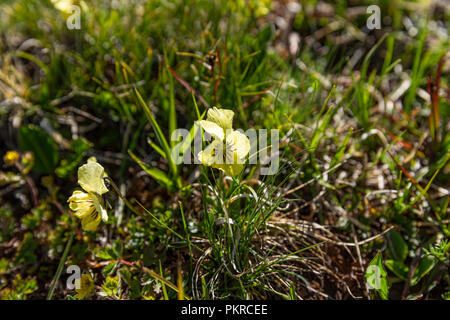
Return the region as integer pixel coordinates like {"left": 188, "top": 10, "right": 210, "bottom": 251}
{"left": 69, "top": 201, "right": 93, "bottom": 217}
{"left": 51, "top": 0, "right": 74, "bottom": 13}
{"left": 212, "top": 163, "right": 244, "bottom": 177}
{"left": 197, "top": 140, "right": 224, "bottom": 166}
{"left": 87, "top": 156, "right": 98, "bottom": 163}
{"left": 198, "top": 120, "right": 224, "bottom": 141}
{"left": 78, "top": 162, "right": 109, "bottom": 195}
{"left": 90, "top": 192, "right": 108, "bottom": 222}
{"left": 67, "top": 190, "right": 90, "bottom": 203}
{"left": 68, "top": 190, "right": 94, "bottom": 219}
{"left": 226, "top": 130, "right": 250, "bottom": 161}
{"left": 206, "top": 107, "right": 234, "bottom": 129}
{"left": 81, "top": 210, "right": 101, "bottom": 231}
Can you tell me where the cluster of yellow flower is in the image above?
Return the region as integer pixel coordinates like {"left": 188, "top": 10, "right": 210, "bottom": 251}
{"left": 69, "top": 107, "right": 250, "bottom": 232}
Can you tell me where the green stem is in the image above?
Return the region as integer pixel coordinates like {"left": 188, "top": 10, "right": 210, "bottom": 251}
{"left": 47, "top": 231, "right": 74, "bottom": 300}
{"left": 105, "top": 177, "right": 146, "bottom": 218}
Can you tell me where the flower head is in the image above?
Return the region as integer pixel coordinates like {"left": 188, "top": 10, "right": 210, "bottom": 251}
{"left": 197, "top": 107, "right": 250, "bottom": 177}
{"left": 3, "top": 151, "right": 20, "bottom": 166}
{"left": 51, "top": 0, "right": 75, "bottom": 14}
{"left": 68, "top": 158, "right": 109, "bottom": 231}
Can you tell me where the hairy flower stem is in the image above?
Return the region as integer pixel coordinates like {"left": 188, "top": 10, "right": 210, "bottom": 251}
{"left": 104, "top": 176, "right": 146, "bottom": 219}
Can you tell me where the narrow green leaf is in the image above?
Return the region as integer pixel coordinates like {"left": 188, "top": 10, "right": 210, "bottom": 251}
{"left": 134, "top": 88, "right": 180, "bottom": 187}
{"left": 165, "top": 50, "right": 177, "bottom": 148}
{"left": 147, "top": 137, "right": 167, "bottom": 159}
{"left": 331, "top": 127, "right": 352, "bottom": 167}
{"left": 289, "top": 281, "right": 297, "bottom": 300}
{"left": 128, "top": 150, "right": 174, "bottom": 190}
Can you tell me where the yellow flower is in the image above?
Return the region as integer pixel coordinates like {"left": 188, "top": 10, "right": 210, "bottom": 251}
{"left": 51, "top": 0, "right": 89, "bottom": 17}
{"left": 74, "top": 273, "right": 94, "bottom": 300}
{"left": 51, "top": 0, "right": 75, "bottom": 14}
{"left": 68, "top": 159, "right": 109, "bottom": 231}
{"left": 230, "top": 0, "right": 272, "bottom": 18}
{"left": 3, "top": 151, "right": 20, "bottom": 166}
{"left": 21, "top": 152, "right": 35, "bottom": 174}
{"left": 197, "top": 107, "right": 250, "bottom": 177}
